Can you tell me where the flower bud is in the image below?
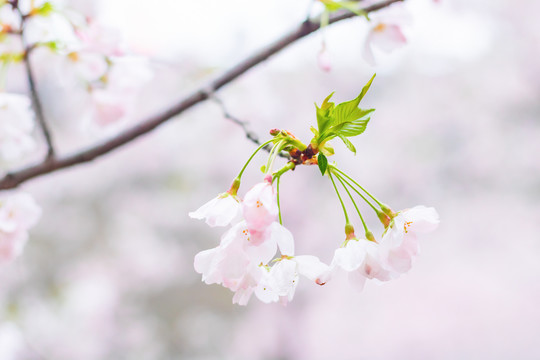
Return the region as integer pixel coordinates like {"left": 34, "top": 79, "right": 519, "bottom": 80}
{"left": 377, "top": 210, "right": 391, "bottom": 228}
{"left": 345, "top": 223, "right": 355, "bottom": 240}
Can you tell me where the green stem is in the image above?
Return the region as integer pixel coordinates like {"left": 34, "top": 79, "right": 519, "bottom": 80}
{"left": 276, "top": 176, "right": 283, "bottom": 225}
{"left": 328, "top": 169, "right": 349, "bottom": 224}
{"left": 331, "top": 166, "right": 384, "bottom": 208}
{"left": 265, "top": 139, "right": 285, "bottom": 175}
{"left": 334, "top": 172, "right": 368, "bottom": 234}
{"left": 272, "top": 161, "right": 295, "bottom": 180}
{"left": 236, "top": 139, "right": 274, "bottom": 180}
{"left": 335, "top": 172, "right": 378, "bottom": 213}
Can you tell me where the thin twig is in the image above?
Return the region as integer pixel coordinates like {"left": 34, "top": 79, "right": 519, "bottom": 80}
{"left": 23, "top": 50, "right": 56, "bottom": 160}
{"left": 17, "top": 4, "right": 56, "bottom": 160}
{"left": 207, "top": 94, "right": 290, "bottom": 159}
{"left": 0, "top": 0, "right": 403, "bottom": 190}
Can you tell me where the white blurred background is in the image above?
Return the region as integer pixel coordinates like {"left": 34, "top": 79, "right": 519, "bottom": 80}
{"left": 2, "top": 0, "right": 540, "bottom": 359}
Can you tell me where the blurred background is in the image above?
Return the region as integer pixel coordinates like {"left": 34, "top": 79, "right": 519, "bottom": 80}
{"left": 1, "top": 0, "right": 540, "bottom": 358}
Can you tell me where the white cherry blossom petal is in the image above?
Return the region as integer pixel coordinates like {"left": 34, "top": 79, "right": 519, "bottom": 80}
{"left": 189, "top": 193, "right": 241, "bottom": 227}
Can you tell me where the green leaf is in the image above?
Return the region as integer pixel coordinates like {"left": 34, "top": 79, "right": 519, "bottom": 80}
{"left": 335, "top": 109, "right": 373, "bottom": 137}
{"left": 320, "top": 143, "right": 335, "bottom": 156}
{"left": 318, "top": 153, "right": 328, "bottom": 175}
{"left": 358, "top": 73, "right": 376, "bottom": 104}
{"left": 315, "top": 92, "right": 335, "bottom": 134}
{"left": 320, "top": 0, "right": 369, "bottom": 19}
{"left": 338, "top": 134, "right": 357, "bottom": 154}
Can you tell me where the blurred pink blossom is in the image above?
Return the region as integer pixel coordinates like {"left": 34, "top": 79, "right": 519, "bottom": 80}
{"left": 0, "top": 93, "right": 36, "bottom": 163}
{"left": 0, "top": 192, "right": 41, "bottom": 262}
{"left": 363, "top": 23, "right": 407, "bottom": 65}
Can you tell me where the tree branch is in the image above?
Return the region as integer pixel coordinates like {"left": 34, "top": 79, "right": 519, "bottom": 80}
{"left": 24, "top": 49, "right": 56, "bottom": 160}
{"left": 17, "top": 4, "right": 56, "bottom": 160}
{"left": 208, "top": 94, "right": 291, "bottom": 159}
{"left": 0, "top": 0, "right": 403, "bottom": 190}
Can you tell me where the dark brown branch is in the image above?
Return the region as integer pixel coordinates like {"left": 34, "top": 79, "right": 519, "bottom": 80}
{"left": 17, "top": 3, "right": 56, "bottom": 160}
{"left": 23, "top": 50, "right": 56, "bottom": 160}
{"left": 0, "top": 0, "right": 403, "bottom": 190}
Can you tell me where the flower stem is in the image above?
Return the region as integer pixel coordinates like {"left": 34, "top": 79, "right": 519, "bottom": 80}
{"left": 331, "top": 166, "right": 384, "bottom": 208}
{"left": 328, "top": 169, "right": 349, "bottom": 225}
{"left": 272, "top": 161, "right": 295, "bottom": 180}
{"left": 265, "top": 139, "right": 285, "bottom": 175}
{"left": 236, "top": 139, "right": 275, "bottom": 180}
{"left": 334, "top": 171, "right": 378, "bottom": 213}
{"left": 276, "top": 176, "right": 283, "bottom": 225}
{"left": 334, "top": 172, "right": 368, "bottom": 234}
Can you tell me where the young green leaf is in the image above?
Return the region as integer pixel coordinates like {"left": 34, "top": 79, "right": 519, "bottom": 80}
{"left": 319, "top": 0, "right": 370, "bottom": 20}
{"left": 334, "top": 109, "right": 374, "bottom": 137}
{"left": 318, "top": 153, "right": 328, "bottom": 175}
{"left": 338, "top": 134, "right": 357, "bottom": 154}
{"left": 357, "top": 73, "right": 376, "bottom": 103}
{"left": 316, "top": 92, "right": 335, "bottom": 134}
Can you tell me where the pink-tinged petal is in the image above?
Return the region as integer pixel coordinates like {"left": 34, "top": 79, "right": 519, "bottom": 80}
{"left": 244, "top": 234, "right": 277, "bottom": 266}
{"left": 242, "top": 181, "right": 278, "bottom": 231}
{"left": 384, "top": 246, "right": 414, "bottom": 274}
{"left": 294, "top": 255, "right": 331, "bottom": 284}
{"left": 332, "top": 240, "right": 366, "bottom": 272}
{"left": 317, "top": 49, "right": 332, "bottom": 72}
{"left": 0, "top": 231, "right": 27, "bottom": 262}
{"left": 71, "top": 52, "right": 108, "bottom": 82}
{"left": 193, "top": 247, "right": 220, "bottom": 282}
{"left": 348, "top": 269, "right": 367, "bottom": 291}
{"left": 232, "top": 287, "right": 253, "bottom": 306}
{"left": 363, "top": 23, "right": 407, "bottom": 65}
{"left": 403, "top": 206, "right": 440, "bottom": 233}
{"left": 269, "top": 259, "right": 298, "bottom": 296}
{"left": 270, "top": 222, "right": 295, "bottom": 256}
{"left": 255, "top": 269, "right": 280, "bottom": 303}
{"left": 362, "top": 34, "right": 377, "bottom": 66}
{"left": 189, "top": 193, "right": 241, "bottom": 227}
{"left": 370, "top": 23, "right": 407, "bottom": 53}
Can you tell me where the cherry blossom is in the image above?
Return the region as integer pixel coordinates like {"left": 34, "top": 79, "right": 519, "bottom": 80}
{"left": 255, "top": 255, "right": 330, "bottom": 305}
{"left": 363, "top": 22, "right": 407, "bottom": 65}
{"left": 65, "top": 51, "right": 109, "bottom": 83}
{"left": 242, "top": 179, "right": 278, "bottom": 233}
{"left": 189, "top": 192, "right": 241, "bottom": 227}
{"left": 24, "top": 12, "right": 79, "bottom": 49}
{"left": 0, "top": 93, "right": 36, "bottom": 163}
{"left": 379, "top": 205, "right": 439, "bottom": 274}
{"left": 74, "top": 20, "right": 123, "bottom": 57}
{"left": 0, "top": 192, "right": 41, "bottom": 263}
{"left": 194, "top": 221, "right": 295, "bottom": 305}
{"left": 331, "top": 237, "right": 394, "bottom": 291}
{"left": 85, "top": 57, "right": 153, "bottom": 128}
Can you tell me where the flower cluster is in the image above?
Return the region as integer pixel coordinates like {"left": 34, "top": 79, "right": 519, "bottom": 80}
{"left": 0, "top": 0, "right": 152, "bottom": 131}
{"left": 190, "top": 77, "right": 440, "bottom": 305}
{"left": 191, "top": 176, "right": 330, "bottom": 305}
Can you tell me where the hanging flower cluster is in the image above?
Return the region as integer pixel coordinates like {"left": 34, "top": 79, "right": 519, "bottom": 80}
{"left": 190, "top": 75, "right": 439, "bottom": 305}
